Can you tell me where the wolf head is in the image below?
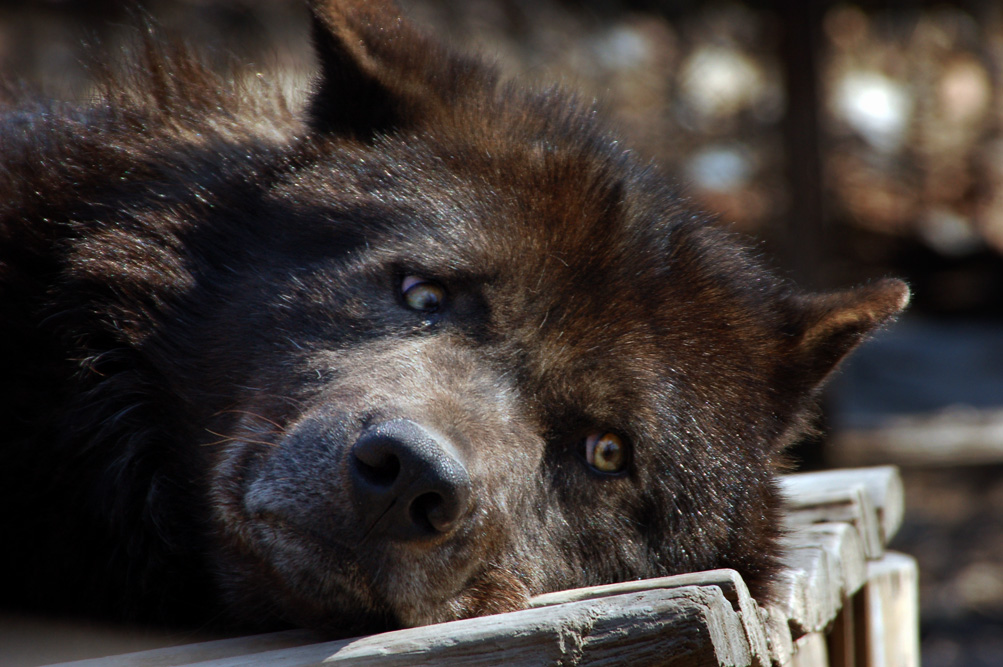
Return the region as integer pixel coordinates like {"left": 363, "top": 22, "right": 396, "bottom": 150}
{"left": 181, "top": 0, "right": 909, "bottom": 634}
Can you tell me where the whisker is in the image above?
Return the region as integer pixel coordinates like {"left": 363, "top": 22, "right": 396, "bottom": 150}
{"left": 215, "top": 409, "right": 285, "bottom": 432}
{"left": 202, "top": 429, "right": 280, "bottom": 448}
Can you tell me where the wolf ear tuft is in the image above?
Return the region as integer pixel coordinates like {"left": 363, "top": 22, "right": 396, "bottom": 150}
{"left": 305, "top": 0, "right": 493, "bottom": 137}
{"left": 784, "top": 278, "right": 909, "bottom": 390}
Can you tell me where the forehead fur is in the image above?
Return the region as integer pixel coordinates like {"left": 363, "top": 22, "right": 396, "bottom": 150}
{"left": 299, "top": 79, "right": 703, "bottom": 274}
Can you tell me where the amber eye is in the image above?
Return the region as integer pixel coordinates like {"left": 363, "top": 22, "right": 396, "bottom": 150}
{"left": 401, "top": 275, "right": 446, "bottom": 312}
{"left": 585, "top": 432, "right": 628, "bottom": 474}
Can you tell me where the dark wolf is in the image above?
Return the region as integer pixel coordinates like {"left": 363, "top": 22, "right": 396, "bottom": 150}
{"left": 0, "top": 0, "right": 907, "bottom": 636}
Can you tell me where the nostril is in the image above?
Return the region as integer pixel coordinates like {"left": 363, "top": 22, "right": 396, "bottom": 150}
{"left": 353, "top": 448, "right": 400, "bottom": 487}
{"left": 411, "top": 480, "right": 469, "bottom": 534}
{"left": 409, "top": 492, "right": 442, "bottom": 533}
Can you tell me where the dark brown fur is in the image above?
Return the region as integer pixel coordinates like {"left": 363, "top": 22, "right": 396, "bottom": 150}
{"left": 0, "top": 0, "right": 908, "bottom": 635}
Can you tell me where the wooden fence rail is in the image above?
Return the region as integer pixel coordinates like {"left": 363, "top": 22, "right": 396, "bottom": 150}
{"left": 50, "top": 466, "right": 918, "bottom": 667}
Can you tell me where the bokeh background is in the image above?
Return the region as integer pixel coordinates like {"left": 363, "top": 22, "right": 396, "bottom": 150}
{"left": 2, "top": 1, "right": 1002, "bottom": 665}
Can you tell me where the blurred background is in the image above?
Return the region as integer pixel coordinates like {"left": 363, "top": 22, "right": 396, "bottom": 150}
{"left": 2, "top": 0, "right": 1002, "bottom": 664}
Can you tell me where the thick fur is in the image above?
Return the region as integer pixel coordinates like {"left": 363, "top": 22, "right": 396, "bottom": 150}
{"left": 0, "top": 0, "right": 908, "bottom": 635}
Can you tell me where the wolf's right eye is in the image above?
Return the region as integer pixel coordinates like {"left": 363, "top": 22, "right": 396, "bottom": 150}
{"left": 401, "top": 275, "right": 446, "bottom": 312}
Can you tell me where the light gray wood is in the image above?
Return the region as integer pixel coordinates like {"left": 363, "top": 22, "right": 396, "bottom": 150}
{"left": 770, "top": 553, "right": 822, "bottom": 641}
{"left": 782, "top": 482, "right": 883, "bottom": 560}
{"left": 773, "top": 537, "right": 843, "bottom": 639}
{"left": 52, "top": 587, "right": 753, "bottom": 667}
{"left": 859, "top": 553, "right": 920, "bottom": 667}
{"left": 760, "top": 604, "right": 794, "bottom": 667}
{"left": 315, "top": 586, "right": 751, "bottom": 667}
{"left": 770, "top": 522, "right": 869, "bottom": 658}
{"left": 785, "top": 522, "right": 868, "bottom": 598}
{"left": 528, "top": 569, "right": 770, "bottom": 667}
{"left": 786, "top": 633, "right": 829, "bottom": 667}
{"left": 780, "top": 467, "right": 904, "bottom": 546}
{"left": 528, "top": 569, "right": 744, "bottom": 609}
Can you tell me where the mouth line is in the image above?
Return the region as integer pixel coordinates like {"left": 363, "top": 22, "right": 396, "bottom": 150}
{"left": 360, "top": 497, "right": 398, "bottom": 544}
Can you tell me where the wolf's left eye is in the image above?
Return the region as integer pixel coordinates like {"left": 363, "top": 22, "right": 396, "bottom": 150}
{"left": 585, "top": 432, "right": 628, "bottom": 474}
{"left": 401, "top": 275, "right": 446, "bottom": 312}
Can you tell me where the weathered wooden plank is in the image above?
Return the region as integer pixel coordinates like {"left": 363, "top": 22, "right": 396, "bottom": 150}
{"left": 782, "top": 482, "right": 883, "bottom": 560}
{"left": 760, "top": 604, "right": 795, "bottom": 667}
{"left": 318, "top": 586, "right": 751, "bottom": 667}
{"left": 858, "top": 553, "right": 919, "bottom": 667}
{"left": 774, "top": 523, "right": 868, "bottom": 644}
{"left": 786, "top": 632, "right": 829, "bottom": 667}
{"left": 529, "top": 569, "right": 743, "bottom": 609}
{"left": 52, "top": 587, "right": 753, "bottom": 667}
{"left": 780, "top": 467, "right": 903, "bottom": 546}
{"left": 772, "top": 547, "right": 834, "bottom": 640}
{"left": 528, "top": 569, "right": 770, "bottom": 667}
{"left": 44, "top": 630, "right": 319, "bottom": 667}
{"left": 786, "top": 522, "right": 868, "bottom": 598}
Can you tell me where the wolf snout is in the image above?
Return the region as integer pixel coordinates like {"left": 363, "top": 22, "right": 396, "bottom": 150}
{"left": 351, "top": 419, "right": 472, "bottom": 540}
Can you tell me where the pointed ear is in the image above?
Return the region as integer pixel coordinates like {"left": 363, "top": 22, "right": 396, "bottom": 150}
{"left": 305, "top": 0, "right": 494, "bottom": 137}
{"left": 783, "top": 278, "right": 910, "bottom": 390}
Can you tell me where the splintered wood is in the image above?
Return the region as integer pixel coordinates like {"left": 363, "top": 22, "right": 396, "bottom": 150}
{"left": 48, "top": 466, "right": 918, "bottom": 667}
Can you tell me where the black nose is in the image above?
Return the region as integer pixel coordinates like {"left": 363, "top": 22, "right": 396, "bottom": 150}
{"left": 350, "top": 419, "right": 471, "bottom": 540}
